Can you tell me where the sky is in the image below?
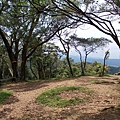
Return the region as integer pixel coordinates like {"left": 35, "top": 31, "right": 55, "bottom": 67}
{"left": 55, "top": 0, "right": 120, "bottom": 59}
{"left": 69, "top": 22, "right": 120, "bottom": 59}
{"left": 69, "top": 0, "right": 120, "bottom": 59}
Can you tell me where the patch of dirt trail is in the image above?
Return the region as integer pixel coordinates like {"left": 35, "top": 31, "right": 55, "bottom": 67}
{"left": 0, "top": 76, "right": 120, "bottom": 120}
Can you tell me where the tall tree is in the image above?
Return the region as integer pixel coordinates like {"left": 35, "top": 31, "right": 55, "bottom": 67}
{"left": 70, "top": 34, "right": 111, "bottom": 75}
{"left": 0, "top": 0, "right": 71, "bottom": 80}
{"left": 57, "top": 31, "right": 74, "bottom": 77}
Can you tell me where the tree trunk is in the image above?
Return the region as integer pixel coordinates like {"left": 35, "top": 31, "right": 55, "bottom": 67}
{"left": 49, "top": 64, "right": 52, "bottom": 78}
{"left": 36, "top": 60, "right": 41, "bottom": 79}
{"left": 81, "top": 63, "right": 85, "bottom": 76}
{"left": 5, "top": 63, "right": 13, "bottom": 77}
{"left": 0, "top": 57, "right": 3, "bottom": 79}
{"left": 59, "top": 37, "right": 73, "bottom": 77}
{"left": 20, "top": 60, "right": 26, "bottom": 81}
{"left": 36, "top": 60, "right": 45, "bottom": 79}
{"left": 83, "top": 54, "right": 88, "bottom": 75}
{"left": 0, "top": 69, "right": 2, "bottom": 79}
{"left": 102, "top": 50, "right": 109, "bottom": 76}
{"left": 66, "top": 53, "right": 74, "bottom": 77}
{"left": 30, "top": 59, "right": 38, "bottom": 79}
{"left": 11, "top": 61, "right": 18, "bottom": 78}
{"left": 77, "top": 49, "right": 85, "bottom": 76}
{"left": 42, "top": 65, "right": 45, "bottom": 79}
{"left": 0, "top": 28, "right": 19, "bottom": 78}
{"left": 102, "top": 55, "right": 106, "bottom": 76}
{"left": 20, "top": 44, "right": 27, "bottom": 81}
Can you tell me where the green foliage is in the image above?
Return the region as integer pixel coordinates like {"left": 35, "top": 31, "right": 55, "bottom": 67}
{"left": 72, "top": 66, "right": 81, "bottom": 76}
{"left": 0, "top": 90, "right": 13, "bottom": 104}
{"left": 36, "top": 86, "right": 93, "bottom": 107}
{"left": 0, "top": 0, "right": 114, "bottom": 81}
{"left": 86, "top": 61, "right": 108, "bottom": 76}
{"left": 25, "top": 66, "right": 34, "bottom": 80}
{"left": 27, "top": 56, "right": 110, "bottom": 80}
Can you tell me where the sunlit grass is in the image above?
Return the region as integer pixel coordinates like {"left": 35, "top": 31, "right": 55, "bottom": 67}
{"left": 0, "top": 90, "right": 13, "bottom": 104}
{"left": 36, "top": 86, "right": 93, "bottom": 107}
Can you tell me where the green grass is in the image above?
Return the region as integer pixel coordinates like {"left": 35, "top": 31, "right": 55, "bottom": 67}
{"left": 0, "top": 90, "right": 13, "bottom": 104}
{"left": 36, "top": 86, "right": 93, "bottom": 107}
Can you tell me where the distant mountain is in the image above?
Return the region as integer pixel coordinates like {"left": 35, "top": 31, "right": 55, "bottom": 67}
{"left": 70, "top": 55, "right": 120, "bottom": 67}
{"left": 108, "top": 66, "right": 120, "bottom": 74}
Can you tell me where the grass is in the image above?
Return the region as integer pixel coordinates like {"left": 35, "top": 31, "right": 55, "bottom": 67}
{"left": 36, "top": 86, "right": 93, "bottom": 107}
{"left": 0, "top": 90, "right": 13, "bottom": 104}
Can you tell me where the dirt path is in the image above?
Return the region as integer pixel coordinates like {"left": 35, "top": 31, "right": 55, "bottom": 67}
{"left": 0, "top": 76, "right": 120, "bottom": 120}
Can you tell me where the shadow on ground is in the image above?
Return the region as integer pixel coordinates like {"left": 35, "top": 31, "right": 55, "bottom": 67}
{"left": 4, "top": 95, "right": 19, "bottom": 104}
{"left": 0, "top": 78, "right": 77, "bottom": 92}
{"left": 0, "top": 81, "right": 49, "bottom": 92}
{"left": 18, "top": 106, "right": 120, "bottom": 120}
{"left": 77, "top": 108, "right": 120, "bottom": 120}
{"left": 0, "top": 107, "right": 13, "bottom": 119}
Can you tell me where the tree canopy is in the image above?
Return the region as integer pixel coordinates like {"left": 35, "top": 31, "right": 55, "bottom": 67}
{"left": 0, "top": 0, "right": 119, "bottom": 80}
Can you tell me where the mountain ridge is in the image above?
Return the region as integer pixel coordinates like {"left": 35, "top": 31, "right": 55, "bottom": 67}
{"left": 70, "top": 55, "right": 120, "bottom": 67}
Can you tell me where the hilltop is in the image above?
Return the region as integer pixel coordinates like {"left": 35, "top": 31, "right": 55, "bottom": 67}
{"left": 0, "top": 75, "right": 120, "bottom": 120}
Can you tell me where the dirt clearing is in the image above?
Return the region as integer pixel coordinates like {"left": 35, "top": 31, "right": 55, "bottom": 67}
{"left": 0, "top": 76, "right": 120, "bottom": 120}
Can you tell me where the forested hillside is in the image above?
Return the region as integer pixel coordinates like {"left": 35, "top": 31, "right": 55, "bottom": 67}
{"left": 108, "top": 66, "right": 120, "bottom": 74}
{"left": 70, "top": 56, "right": 120, "bottom": 74}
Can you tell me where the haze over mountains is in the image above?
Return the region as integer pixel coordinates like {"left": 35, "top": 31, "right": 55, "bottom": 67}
{"left": 71, "top": 55, "right": 120, "bottom": 67}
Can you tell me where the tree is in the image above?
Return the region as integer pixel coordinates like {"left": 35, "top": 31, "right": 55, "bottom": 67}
{"left": 70, "top": 34, "right": 111, "bottom": 75}
{"left": 29, "top": 41, "right": 64, "bottom": 79}
{"left": 57, "top": 31, "right": 74, "bottom": 77}
{"left": 0, "top": 0, "right": 41, "bottom": 79}
{"left": 103, "top": 0, "right": 120, "bottom": 15}
{"left": 70, "top": 35, "right": 85, "bottom": 75}
{"left": 26, "top": 0, "right": 120, "bottom": 77}
{"left": 51, "top": 0, "right": 120, "bottom": 48}
{"left": 88, "top": 61, "right": 104, "bottom": 76}
{"left": 102, "top": 50, "right": 110, "bottom": 76}
{"left": 0, "top": 0, "right": 71, "bottom": 81}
